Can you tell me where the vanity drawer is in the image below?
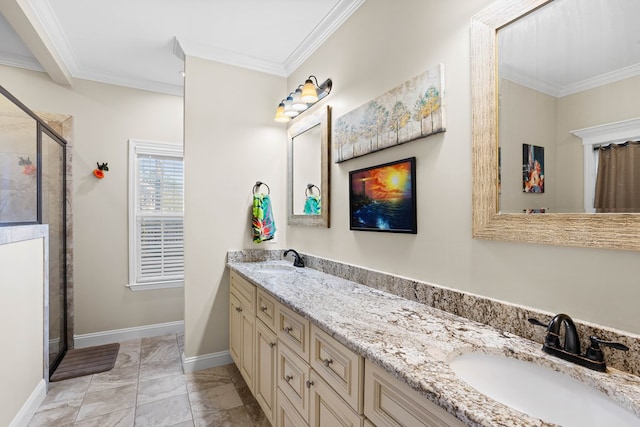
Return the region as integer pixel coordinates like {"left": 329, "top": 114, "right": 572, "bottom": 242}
{"left": 257, "top": 289, "right": 277, "bottom": 332}
{"left": 277, "top": 304, "right": 310, "bottom": 362}
{"left": 310, "top": 324, "right": 364, "bottom": 414}
{"left": 308, "top": 369, "right": 364, "bottom": 427}
{"left": 230, "top": 272, "right": 256, "bottom": 314}
{"left": 364, "top": 360, "right": 465, "bottom": 427}
{"left": 278, "top": 341, "right": 311, "bottom": 423}
{"left": 276, "top": 388, "right": 309, "bottom": 427}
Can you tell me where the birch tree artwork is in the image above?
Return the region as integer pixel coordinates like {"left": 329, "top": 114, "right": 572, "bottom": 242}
{"left": 334, "top": 64, "right": 445, "bottom": 163}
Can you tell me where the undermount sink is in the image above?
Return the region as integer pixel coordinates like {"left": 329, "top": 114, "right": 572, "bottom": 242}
{"left": 449, "top": 352, "right": 639, "bottom": 426}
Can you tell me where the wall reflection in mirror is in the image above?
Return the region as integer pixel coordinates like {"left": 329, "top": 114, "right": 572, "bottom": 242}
{"left": 287, "top": 106, "right": 331, "bottom": 227}
{"left": 497, "top": 0, "right": 640, "bottom": 214}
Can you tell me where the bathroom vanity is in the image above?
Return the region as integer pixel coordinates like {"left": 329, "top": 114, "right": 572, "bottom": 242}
{"left": 227, "top": 253, "right": 640, "bottom": 427}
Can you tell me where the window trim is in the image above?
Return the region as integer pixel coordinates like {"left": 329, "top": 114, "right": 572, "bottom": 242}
{"left": 128, "top": 139, "right": 184, "bottom": 291}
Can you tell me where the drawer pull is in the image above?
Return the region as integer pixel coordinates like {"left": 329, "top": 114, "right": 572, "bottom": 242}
{"left": 285, "top": 375, "right": 293, "bottom": 383}
{"left": 260, "top": 306, "right": 268, "bottom": 312}
{"left": 235, "top": 306, "right": 242, "bottom": 312}
{"left": 269, "top": 342, "right": 276, "bottom": 348}
{"left": 305, "top": 380, "right": 314, "bottom": 388}
{"left": 284, "top": 326, "right": 293, "bottom": 333}
{"left": 323, "top": 358, "right": 334, "bottom": 367}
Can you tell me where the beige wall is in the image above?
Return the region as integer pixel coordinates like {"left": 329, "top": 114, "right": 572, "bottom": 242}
{"left": 183, "top": 56, "right": 286, "bottom": 357}
{"left": 0, "top": 238, "right": 44, "bottom": 427}
{"left": 0, "top": 65, "right": 184, "bottom": 335}
{"left": 284, "top": 0, "right": 640, "bottom": 334}
{"left": 499, "top": 79, "right": 557, "bottom": 212}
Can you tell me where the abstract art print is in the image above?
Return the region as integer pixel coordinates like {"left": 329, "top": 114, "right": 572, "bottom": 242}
{"left": 523, "top": 144, "right": 544, "bottom": 193}
{"left": 334, "top": 64, "right": 445, "bottom": 163}
{"left": 349, "top": 157, "right": 417, "bottom": 233}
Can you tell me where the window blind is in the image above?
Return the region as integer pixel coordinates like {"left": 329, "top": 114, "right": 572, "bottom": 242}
{"left": 135, "top": 154, "right": 184, "bottom": 283}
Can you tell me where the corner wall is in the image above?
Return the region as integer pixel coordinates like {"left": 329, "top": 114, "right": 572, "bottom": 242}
{"left": 182, "top": 56, "right": 286, "bottom": 358}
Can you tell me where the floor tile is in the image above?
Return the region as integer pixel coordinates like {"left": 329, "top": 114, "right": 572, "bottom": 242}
{"left": 114, "top": 341, "right": 141, "bottom": 369}
{"left": 39, "top": 376, "right": 91, "bottom": 410}
{"left": 87, "top": 364, "right": 139, "bottom": 393}
{"left": 184, "top": 365, "right": 233, "bottom": 394}
{"left": 135, "top": 393, "right": 192, "bottom": 427}
{"left": 192, "top": 406, "right": 254, "bottom": 427}
{"left": 189, "top": 382, "right": 244, "bottom": 413}
{"left": 27, "top": 398, "right": 82, "bottom": 427}
{"left": 75, "top": 383, "right": 137, "bottom": 421}
{"left": 137, "top": 373, "right": 187, "bottom": 406}
{"left": 73, "top": 407, "right": 135, "bottom": 427}
{"left": 139, "top": 357, "right": 183, "bottom": 382}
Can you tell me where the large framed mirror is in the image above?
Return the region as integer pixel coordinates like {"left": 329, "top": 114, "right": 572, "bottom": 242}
{"left": 287, "top": 105, "right": 331, "bottom": 227}
{"left": 471, "top": 0, "right": 640, "bottom": 250}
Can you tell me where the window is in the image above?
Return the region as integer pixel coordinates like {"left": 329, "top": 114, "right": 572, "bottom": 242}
{"left": 128, "top": 139, "right": 184, "bottom": 291}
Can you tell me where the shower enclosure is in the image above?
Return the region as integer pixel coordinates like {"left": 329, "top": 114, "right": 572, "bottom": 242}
{"left": 0, "top": 85, "right": 71, "bottom": 376}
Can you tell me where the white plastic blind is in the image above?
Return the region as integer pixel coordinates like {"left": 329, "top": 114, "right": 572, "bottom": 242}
{"left": 135, "top": 153, "right": 184, "bottom": 283}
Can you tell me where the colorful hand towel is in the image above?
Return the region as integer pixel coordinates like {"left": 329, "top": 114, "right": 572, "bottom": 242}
{"left": 252, "top": 194, "right": 276, "bottom": 243}
{"left": 303, "top": 195, "right": 321, "bottom": 215}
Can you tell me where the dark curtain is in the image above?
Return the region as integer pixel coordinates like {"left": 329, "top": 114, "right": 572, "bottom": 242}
{"left": 594, "top": 142, "right": 640, "bottom": 213}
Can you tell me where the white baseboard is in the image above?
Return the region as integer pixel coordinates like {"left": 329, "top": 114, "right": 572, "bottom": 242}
{"left": 74, "top": 321, "right": 184, "bottom": 349}
{"left": 182, "top": 350, "right": 233, "bottom": 373}
{"left": 9, "top": 379, "right": 46, "bottom": 427}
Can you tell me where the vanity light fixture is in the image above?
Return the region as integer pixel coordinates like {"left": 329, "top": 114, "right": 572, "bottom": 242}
{"left": 274, "top": 75, "right": 332, "bottom": 123}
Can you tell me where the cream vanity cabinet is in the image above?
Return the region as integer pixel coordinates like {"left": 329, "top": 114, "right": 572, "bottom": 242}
{"left": 229, "top": 271, "right": 464, "bottom": 427}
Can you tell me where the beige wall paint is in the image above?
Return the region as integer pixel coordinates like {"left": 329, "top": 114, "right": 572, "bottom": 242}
{"left": 183, "top": 56, "right": 286, "bottom": 357}
{"left": 499, "top": 79, "right": 557, "bottom": 213}
{"left": 285, "top": 0, "right": 640, "bottom": 334}
{"left": 0, "top": 66, "right": 184, "bottom": 335}
{"left": 0, "top": 238, "right": 44, "bottom": 427}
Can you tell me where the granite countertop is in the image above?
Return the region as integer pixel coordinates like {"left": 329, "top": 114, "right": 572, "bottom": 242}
{"left": 227, "top": 260, "right": 640, "bottom": 427}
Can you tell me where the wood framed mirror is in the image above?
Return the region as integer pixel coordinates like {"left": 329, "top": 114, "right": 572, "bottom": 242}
{"left": 471, "top": 0, "right": 640, "bottom": 250}
{"left": 287, "top": 105, "right": 331, "bottom": 227}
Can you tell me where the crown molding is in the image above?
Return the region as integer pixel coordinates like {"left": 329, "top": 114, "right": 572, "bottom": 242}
{"left": 283, "top": 0, "right": 366, "bottom": 75}
{"left": 0, "top": 50, "right": 44, "bottom": 72}
{"left": 73, "top": 66, "right": 184, "bottom": 96}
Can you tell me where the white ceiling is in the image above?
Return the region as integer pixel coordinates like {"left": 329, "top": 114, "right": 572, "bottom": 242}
{"left": 0, "top": 0, "right": 365, "bottom": 96}
{"left": 498, "top": 0, "right": 640, "bottom": 97}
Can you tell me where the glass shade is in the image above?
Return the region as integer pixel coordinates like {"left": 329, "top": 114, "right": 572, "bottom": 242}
{"left": 274, "top": 102, "right": 290, "bottom": 123}
{"left": 300, "top": 79, "right": 318, "bottom": 103}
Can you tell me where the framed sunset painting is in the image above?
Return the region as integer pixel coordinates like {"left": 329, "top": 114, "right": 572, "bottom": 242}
{"left": 349, "top": 157, "right": 417, "bottom": 233}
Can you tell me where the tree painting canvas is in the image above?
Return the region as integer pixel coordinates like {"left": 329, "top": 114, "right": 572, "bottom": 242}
{"left": 349, "top": 157, "right": 417, "bottom": 234}
{"left": 335, "top": 64, "right": 445, "bottom": 163}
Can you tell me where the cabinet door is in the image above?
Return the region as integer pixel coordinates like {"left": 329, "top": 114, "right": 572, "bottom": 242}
{"left": 255, "top": 319, "right": 277, "bottom": 425}
{"left": 229, "top": 292, "right": 243, "bottom": 366}
{"left": 240, "top": 307, "right": 255, "bottom": 392}
{"left": 364, "top": 360, "right": 465, "bottom": 427}
{"left": 308, "top": 370, "right": 364, "bottom": 427}
{"left": 276, "top": 389, "right": 309, "bottom": 427}
{"left": 278, "top": 341, "right": 311, "bottom": 423}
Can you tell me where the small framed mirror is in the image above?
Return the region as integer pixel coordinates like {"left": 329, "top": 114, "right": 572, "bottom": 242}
{"left": 287, "top": 105, "right": 331, "bottom": 227}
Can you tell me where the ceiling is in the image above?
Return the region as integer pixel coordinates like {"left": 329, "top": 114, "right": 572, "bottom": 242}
{"left": 498, "top": 0, "right": 640, "bottom": 98}
{"left": 0, "top": 0, "right": 365, "bottom": 96}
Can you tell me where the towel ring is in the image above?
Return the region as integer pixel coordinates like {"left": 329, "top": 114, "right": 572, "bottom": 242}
{"left": 253, "top": 181, "right": 270, "bottom": 195}
{"left": 305, "top": 183, "right": 320, "bottom": 197}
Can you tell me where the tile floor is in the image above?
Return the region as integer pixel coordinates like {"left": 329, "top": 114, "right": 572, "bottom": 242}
{"left": 28, "top": 334, "right": 269, "bottom": 427}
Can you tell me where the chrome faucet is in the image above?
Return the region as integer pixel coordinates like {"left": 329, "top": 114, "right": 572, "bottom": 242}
{"left": 529, "top": 314, "right": 629, "bottom": 372}
{"left": 283, "top": 249, "right": 305, "bottom": 267}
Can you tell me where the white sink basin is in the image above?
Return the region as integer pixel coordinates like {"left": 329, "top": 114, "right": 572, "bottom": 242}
{"left": 449, "top": 352, "right": 639, "bottom": 426}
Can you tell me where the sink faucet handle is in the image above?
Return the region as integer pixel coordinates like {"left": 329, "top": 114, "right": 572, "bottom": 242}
{"left": 528, "top": 318, "right": 548, "bottom": 328}
{"left": 586, "top": 335, "right": 629, "bottom": 363}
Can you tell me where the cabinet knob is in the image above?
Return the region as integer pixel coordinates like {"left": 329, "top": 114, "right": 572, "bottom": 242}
{"left": 285, "top": 375, "right": 293, "bottom": 383}
{"left": 260, "top": 306, "right": 268, "bottom": 312}
{"left": 305, "top": 380, "right": 314, "bottom": 388}
{"left": 323, "top": 358, "right": 333, "bottom": 368}
{"left": 284, "top": 326, "right": 293, "bottom": 333}
{"left": 235, "top": 306, "right": 242, "bottom": 312}
{"left": 269, "top": 342, "right": 276, "bottom": 348}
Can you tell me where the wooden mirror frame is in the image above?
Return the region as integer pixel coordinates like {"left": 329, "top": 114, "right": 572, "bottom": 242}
{"left": 287, "top": 105, "right": 331, "bottom": 227}
{"left": 471, "top": 0, "right": 640, "bottom": 251}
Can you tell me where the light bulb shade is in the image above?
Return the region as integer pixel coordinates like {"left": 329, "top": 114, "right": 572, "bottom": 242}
{"left": 283, "top": 95, "right": 299, "bottom": 117}
{"left": 274, "top": 102, "right": 290, "bottom": 122}
{"left": 291, "top": 88, "right": 308, "bottom": 111}
{"left": 300, "top": 79, "right": 319, "bottom": 103}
